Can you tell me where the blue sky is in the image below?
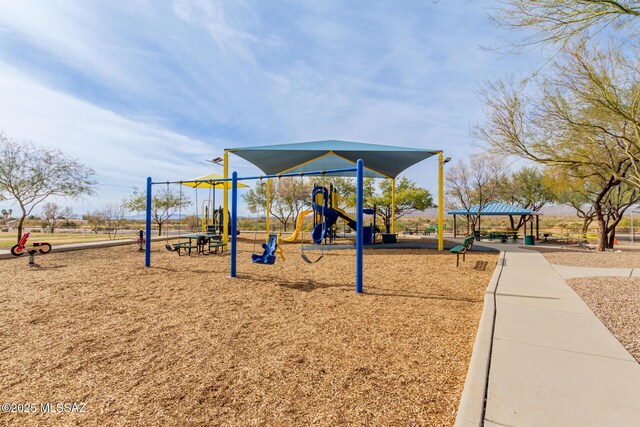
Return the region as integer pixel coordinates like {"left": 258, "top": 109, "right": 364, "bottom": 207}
{"left": 0, "top": 0, "right": 537, "bottom": 215}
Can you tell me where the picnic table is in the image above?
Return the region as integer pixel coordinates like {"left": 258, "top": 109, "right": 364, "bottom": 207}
{"left": 474, "top": 230, "right": 519, "bottom": 243}
{"left": 173, "top": 233, "right": 226, "bottom": 255}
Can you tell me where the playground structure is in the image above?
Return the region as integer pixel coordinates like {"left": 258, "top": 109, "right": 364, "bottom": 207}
{"left": 309, "top": 183, "right": 379, "bottom": 245}
{"left": 147, "top": 140, "right": 447, "bottom": 293}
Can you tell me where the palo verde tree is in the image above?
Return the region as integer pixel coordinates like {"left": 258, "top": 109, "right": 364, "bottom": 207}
{"left": 445, "top": 155, "right": 506, "bottom": 232}
{"left": 126, "top": 187, "right": 191, "bottom": 236}
{"left": 493, "top": 0, "right": 640, "bottom": 48}
{"left": 40, "top": 202, "right": 74, "bottom": 233}
{"left": 367, "top": 177, "right": 434, "bottom": 234}
{"left": 0, "top": 134, "right": 96, "bottom": 243}
{"left": 496, "top": 166, "right": 556, "bottom": 230}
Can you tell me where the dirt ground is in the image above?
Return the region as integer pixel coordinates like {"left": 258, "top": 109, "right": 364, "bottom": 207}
{"left": 0, "top": 239, "right": 497, "bottom": 426}
{"left": 567, "top": 277, "right": 640, "bottom": 363}
{"left": 530, "top": 245, "right": 640, "bottom": 268}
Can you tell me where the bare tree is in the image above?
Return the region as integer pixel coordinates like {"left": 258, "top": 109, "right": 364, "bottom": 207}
{"left": 85, "top": 211, "right": 107, "bottom": 234}
{"left": 103, "top": 201, "right": 128, "bottom": 239}
{"left": 445, "top": 155, "right": 506, "bottom": 232}
{"left": 41, "top": 202, "right": 73, "bottom": 233}
{"left": 0, "top": 134, "right": 96, "bottom": 242}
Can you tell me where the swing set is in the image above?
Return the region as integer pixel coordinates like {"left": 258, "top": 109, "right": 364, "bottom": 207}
{"left": 144, "top": 160, "right": 366, "bottom": 293}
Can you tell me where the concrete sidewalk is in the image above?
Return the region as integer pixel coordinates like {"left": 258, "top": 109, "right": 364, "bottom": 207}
{"left": 470, "top": 248, "right": 640, "bottom": 426}
{"left": 0, "top": 236, "right": 175, "bottom": 260}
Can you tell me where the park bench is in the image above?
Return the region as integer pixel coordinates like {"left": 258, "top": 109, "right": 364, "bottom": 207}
{"left": 207, "top": 235, "right": 226, "bottom": 254}
{"left": 424, "top": 224, "right": 446, "bottom": 236}
{"left": 450, "top": 235, "right": 474, "bottom": 267}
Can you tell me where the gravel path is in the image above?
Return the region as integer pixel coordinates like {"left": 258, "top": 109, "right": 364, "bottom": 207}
{"left": 567, "top": 277, "right": 640, "bottom": 363}
{"left": 530, "top": 246, "right": 640, "bottom": 268}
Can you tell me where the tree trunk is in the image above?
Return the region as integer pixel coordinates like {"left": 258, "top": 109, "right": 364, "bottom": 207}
{"left": 607, "top": 228, "right": 616, "bottom": 249}
{"left": 157, "top": 223, "right": 162, "bottom": 236}
{"left": 596, "top": 217, "right": 607, "bottom": 251}
{"left": 17, "top": 214, "right": 26, "bottom": 244}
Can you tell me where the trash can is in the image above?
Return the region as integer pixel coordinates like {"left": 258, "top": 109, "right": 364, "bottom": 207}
{"left": 525, "top": 235, "right": 535, "bottom": 246}
{"left": 362, "top": 225, "right": 374, "bottom": 245}
{"left": 381, "top": 233, "right": 397, "bottom": 244}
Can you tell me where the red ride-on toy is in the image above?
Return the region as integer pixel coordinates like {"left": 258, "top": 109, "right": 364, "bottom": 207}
{"left": 11, "top": 232, "right": 52, "bottom": 257}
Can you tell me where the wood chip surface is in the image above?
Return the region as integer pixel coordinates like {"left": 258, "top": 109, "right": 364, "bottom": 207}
{"left": 0, "top": 240, "right": 497, "bottom": 426}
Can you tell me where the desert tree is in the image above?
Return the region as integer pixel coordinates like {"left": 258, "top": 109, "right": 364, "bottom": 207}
{"left": 244, "top": 177, "right": 313, "bottom": 232}
{"left": 493, "top": 0, "right": 640, "bottom": 48}
{"left": 329, "top": 177, "right": 376, "bottom": 209}
{"left": 84, "top": 210, "right": 107, "bottom": 234}
{"left": 497, "top": 166, "right": 556, "bottom": 230}
{"left": 103, "top": 201, "right": 128, "bottom": 239}
{"left": 40, "top": 202, "right": 74, "bottom": 233}
{"left": 126, "top": 187, "right": 191, "bottom": 236}
{"left": 368, "top": 177, "right": 434, "bottom": 234}
{"left": 0, "top": 133, "right": 96, "bottom": 243}
{"left": 445, "top": 155, "right": 506, "bottom": 232}
{"left": 477, "top": 71, "right": 637, "bottom": 250}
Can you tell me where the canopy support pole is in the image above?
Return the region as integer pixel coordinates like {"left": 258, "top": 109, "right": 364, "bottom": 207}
{"left": 391, "top": 178, "right": 396, "bottom": 234}
{"left": 223, "top": 150, "right": 229, "bottom": 245}
{"left": 438, "top": 152, "right": 444, "bottom": 251}
{"left": 230, "top": 171, "right": 237, "bottom": 277}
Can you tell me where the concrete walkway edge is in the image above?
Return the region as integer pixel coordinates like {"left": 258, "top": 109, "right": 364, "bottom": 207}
{"left": 0, "top": 236, "right": 176, "bottom": 260}
{"left": 454, "top": 251, "right": 505, "bottom": 427}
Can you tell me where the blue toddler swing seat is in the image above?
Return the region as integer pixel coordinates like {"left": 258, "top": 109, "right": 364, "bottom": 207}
{"left": 251, "top": 234, "right": 279, "bottom": 265}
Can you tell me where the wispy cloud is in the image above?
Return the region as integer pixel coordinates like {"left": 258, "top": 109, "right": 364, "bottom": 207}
{"left": 0, "top": 0, "right": 536, "bottom": 212}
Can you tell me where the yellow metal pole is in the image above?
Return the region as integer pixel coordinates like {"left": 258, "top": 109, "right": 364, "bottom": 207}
{"left": 391, "top": 178, "right": 396, "bottom": 234}
{"left": 223, "top": 150, "right": 229, "bottom": 245}
{"left": 438, "top": 152, "right": 444, "bottom": 251}
{"left": 265, "top": 178, "right": 271, "bottom": 242}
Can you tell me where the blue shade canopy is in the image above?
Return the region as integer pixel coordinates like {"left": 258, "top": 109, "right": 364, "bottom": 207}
{"left": 227, "top": 140, "right": 440, "bottom": 178}
{"left": 448, "top": 202, "right": 537, "bottom": 216}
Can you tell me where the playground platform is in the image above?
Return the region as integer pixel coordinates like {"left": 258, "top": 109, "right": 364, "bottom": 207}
{"left": 456, "top": 243, "right": 640, "bottom": 426}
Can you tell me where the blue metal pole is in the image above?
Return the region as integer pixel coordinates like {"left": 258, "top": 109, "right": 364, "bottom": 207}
{"left": 356, "top": 159, "right": 364, "bottom": 293}
{"left": 230, "top": 171, "right": 238, "bottom": 278}
{"left": 145, "top": 177, "right": 152, "bottom": 267}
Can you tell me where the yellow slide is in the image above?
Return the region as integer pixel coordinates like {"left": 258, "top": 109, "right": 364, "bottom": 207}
{"left": 282, "top": 209, "right": 314, "bottom": 242}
